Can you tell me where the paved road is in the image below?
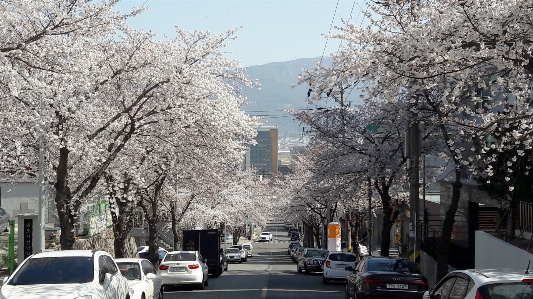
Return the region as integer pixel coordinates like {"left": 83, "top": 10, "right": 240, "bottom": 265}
{"left": 163, "top": 224, "right": 346, "bottom": 299}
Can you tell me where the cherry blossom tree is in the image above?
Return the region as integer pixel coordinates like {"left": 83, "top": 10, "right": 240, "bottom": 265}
{"left": 297, "top": 0, "right": 533, "bottom": 280}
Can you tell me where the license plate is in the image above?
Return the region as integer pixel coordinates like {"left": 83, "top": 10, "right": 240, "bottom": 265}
{"left": 386, "top": 284, "right": 408, "bottom": 289}
{"left": 170, "top": 267, "right": 187, "bottom": 272}
{"left": 336, "top": 264, "right": 347, "bottom": 268}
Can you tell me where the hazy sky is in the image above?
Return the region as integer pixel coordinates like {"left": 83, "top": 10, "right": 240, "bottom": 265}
{"left": 114, "top": 0, "right": 367, "bottom": 67}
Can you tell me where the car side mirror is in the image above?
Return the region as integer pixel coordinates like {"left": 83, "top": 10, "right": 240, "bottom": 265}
{"left": 99, "top": 271, "right": 111, "bottom": 285}
{"left": 146, "top": 273, "right": 156, "bottom": 280}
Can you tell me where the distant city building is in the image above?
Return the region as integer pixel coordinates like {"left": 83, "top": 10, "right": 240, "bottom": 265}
{"left": 245, "top": 126, "right": 278, "bottom": 176}
{"left": 277, "top": 150, "right": 292, "bottom": 174}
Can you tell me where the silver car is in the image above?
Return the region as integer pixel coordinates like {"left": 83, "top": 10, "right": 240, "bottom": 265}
{"left": 225, "top": 248, "right": 242, "bottom": 263}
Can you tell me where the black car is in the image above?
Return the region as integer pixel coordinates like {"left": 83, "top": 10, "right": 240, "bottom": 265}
{"left": 345, "top": 256, "right": 428, "bottom": 299}
{"left": 288, "top": 228, "right": 298, "bottom": 237}
{"left": 288, "top": 241, "right": 301, "bottom": 254}
{"left": 290, "top": 231, "right": 300, "bottom": 241}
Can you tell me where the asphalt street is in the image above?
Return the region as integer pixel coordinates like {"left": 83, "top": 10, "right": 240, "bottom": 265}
{"left": 163, "top": 224, "right": 346, "bottom": 299}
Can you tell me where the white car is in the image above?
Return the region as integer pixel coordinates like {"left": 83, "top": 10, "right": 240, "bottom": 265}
{"left": 116, "top": 258, "right": 164, "bottom": 299}
{"left": 0, "top": 249, "right": 129, "bottom": 299}
{"left": 423, "top": 268, "right": 533, "bottom": 299}
{"left": 322, "top": 251, "right": 357, "bottom": 284}
{"left": 158, "top": 251, "right": 208, "bottom": 290}
{"left": 242, "top": 243, "right": 253, "bottom": 257}
{"left": 259, "top": 232, "right": 272, "bottom": 242}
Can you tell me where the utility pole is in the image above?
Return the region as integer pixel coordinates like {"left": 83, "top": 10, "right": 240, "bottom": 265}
{"left": 367, "top": 177, "right": 372, "bottom": 255}
{"left": 38, "top": 72, "right": 46, "bottom": 253}
{"left": 407, "top": 94, "right": 420, "bottom": 262}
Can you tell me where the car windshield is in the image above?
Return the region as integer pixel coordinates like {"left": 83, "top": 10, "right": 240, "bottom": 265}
{"left": 117, "top": 262, "right": 141, "bottom": 280}
{"left": 367, "top": 259, "right": 421, "bottom": 273}
{"left": 328, "top": 253, "right": 357, "bottom": 262}
{"left": 165, "top": 253, "right": 196, "bottom": 261}
{"left": 307, "top": 250, "right": 328, "bottom": 257}
{"left": 484, "top": 282, "right": 533, "bottom": 298}
{"left": 261, "top": 232, "right": 270, "bottom": 235}
{"left": 243, "top": 245, "right": 251, "bottom": 250}
{"left": 9, "top": 256, "right": 94, "bottom": 285}
{"left": 226, "top": 248, "right": 240, "bottom": 253}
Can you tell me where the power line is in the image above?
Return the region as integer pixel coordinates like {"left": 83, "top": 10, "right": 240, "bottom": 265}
{"left": 320, "top": 0, "right": 341, "bottom": 64}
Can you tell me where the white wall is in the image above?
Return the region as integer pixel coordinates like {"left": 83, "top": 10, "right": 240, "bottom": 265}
{"left": 0, "top": 181, "right": 38, "bottom": 218}
{"left": 475, "top": 231, "right": 533, "bottom": 270}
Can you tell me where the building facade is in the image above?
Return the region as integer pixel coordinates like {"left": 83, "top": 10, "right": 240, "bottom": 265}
{"left": 245, "top": 126, "right": 278, "bottom": 176}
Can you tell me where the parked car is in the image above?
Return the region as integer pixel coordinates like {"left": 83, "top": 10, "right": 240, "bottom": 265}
{"left": 288, "top": 242, "right": 301, "bottom": 254}
{"left": 288, "top": 228, "right": 298, "bottom": 237}
{"left": 297, "top": 248, "right": 329, "bottom": 274}
{"left": 219, "top": 249, "right": 228, "bottom": 272}
{"left": 138, "top": 246, "right": 168, "bottom": 264}
{"left": 423, "top": 268, "right": 533, "bottom": 299}
{"left": 292, "top": 246, "right": 305, "bottom": 263}
{"left": 259, "top": 231, "right": 273, "bottom": 242}
{"left": 158, "top": 250, "right": 209, "bottom": 290}
{"left": 116, "top": 258, "right": 164, "bottom": 299}
{"left": 322, "top": 251, "right": 358, "bottom": 284}
{"left": 225, "top": 248, "right": 243, "bottom": 263}
{"left": 242, "top": 243, "right": 254, "bottom": 257}
{"left": 230, "top": 245, "right": 248, "bottom": 262}
{"left": 345, "top": 256, "right": 428, "bottom": 299}
{"left": 290, "top": 231, "right": 301, "bottom": 241}
{"left": 0, "top": 249, "right": 129, "bottom": 299}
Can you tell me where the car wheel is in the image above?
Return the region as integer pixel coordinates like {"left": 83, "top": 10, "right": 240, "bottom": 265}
{"left": 305, "top": 265, "right": 310, "bottom": 275}
{"left": 239, "top": 260, "right": 242, "bottom": 263}
{"left": 197, "top": 280, "right": 205, "bottom": 290}
{"left": 158, "top": 287, "right": 164, "bottom": 299}
{"left": 323, "top": 276, "right": 328, "bottom": 284}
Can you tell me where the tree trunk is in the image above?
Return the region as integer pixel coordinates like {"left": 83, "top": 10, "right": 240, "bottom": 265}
{"left": 55, "top": 147, "right": 77, "bottom": 250}
{"left": 436, "top": 169, "right": 462, "bottom": 282}
{"left": 380, "top": 192, "right": 393, "bottom": 257}
{"left": 508, "top": 194, "right": 518, "bottom": 238}
{"left": 171, "top": 203, "right": 180, "bottom": 250}
{"left": 146, "top": 219, "right": 159, "bottom": 267}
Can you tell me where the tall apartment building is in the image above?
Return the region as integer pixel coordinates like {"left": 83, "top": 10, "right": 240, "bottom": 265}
{"left": 245, "top": 126, "right": 278, "bottom": 176}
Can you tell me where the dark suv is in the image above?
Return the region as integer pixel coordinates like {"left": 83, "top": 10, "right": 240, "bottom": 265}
{"left": 288, "top": 228, "right": 298, "bottom": 237}
{"left": 290, "top": 231, "right": 300, "bottom": 241}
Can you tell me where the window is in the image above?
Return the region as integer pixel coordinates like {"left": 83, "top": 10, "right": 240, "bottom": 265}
{"left": 449, "top": 277, "right": 470, "bottom": 299}
{"left": 9, "top": 256, "right": 94, "bottom": 285}
{"left": 165, "top": 253, "right": 196, "bottom": 261}
{"left": 141, "top": 260, "right": 156, "bottom": 275}
{"left": 117, "top": 262, "right": 141, "bottom": 280}
{"left": 433, "top": 277, "right": 457, "bottom": 299}
{"left": 366, "top": 259, "right": 421, "bottom": 273}
{"left": 99, "top": 255, "right": 118, "bottom": 275}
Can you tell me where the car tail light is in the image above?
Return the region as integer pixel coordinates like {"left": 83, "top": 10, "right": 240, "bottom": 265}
{"left": 412, "top": 278, "right": 428, "bottom": 286}
{"left": 188, "top": 264, "right": 200, "bottom": 269}
{"left": 159, "top": 265, "right": 169, "bottom": 270}
{"left": 475, "top": 290, "right": 484, "bottom": 299}
{"left": 363, "top": 277, "right": 383, "bottom": 284}
{"left": 523, "top": 279, "right": 533, "bottom": 283}
{"left": 325, "top": 260, "right": 331, "bottom": 268}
